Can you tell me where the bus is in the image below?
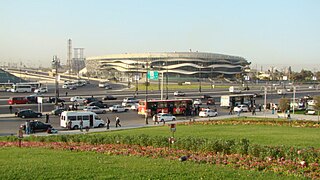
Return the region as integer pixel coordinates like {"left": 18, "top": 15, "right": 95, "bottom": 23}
{"left": 15, "top": 82, "right": 41, "bottom": 91}
{"left": 138, "top": 99, "right": 193, "bottom": 117}
{"left": 220, "top": 94, "right": 256, "bottom": 108}
{"left": 10, "top": 84, "right": 33, "bottom": 93}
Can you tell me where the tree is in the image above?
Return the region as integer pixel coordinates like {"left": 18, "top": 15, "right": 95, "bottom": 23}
{"left": 313, "top": 96, "right": 320, "bottom": 122}
{"left": 279, "top": 98, "right": 290, "bottom": 113}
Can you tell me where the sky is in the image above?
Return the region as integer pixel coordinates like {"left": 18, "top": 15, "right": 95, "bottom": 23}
{"left": 0, "top": 0, "right": 320, "bottom": 71}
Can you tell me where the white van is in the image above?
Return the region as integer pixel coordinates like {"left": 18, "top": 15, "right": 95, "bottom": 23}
{"left": 229, "top": 86, "right": 241, "bottom": 94}
{"left": 60, "top": 111, "right": 105, "bottom": 129}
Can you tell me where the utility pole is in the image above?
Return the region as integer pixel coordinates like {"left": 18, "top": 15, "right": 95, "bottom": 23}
{"left": 264, "top": 86, "right": 267, "bottom": 117}
{"left": 52, "top": 56, "right": 60, "bottom": 106}
{"left": 145, "top": 61, "right": 149, "bottom": 125}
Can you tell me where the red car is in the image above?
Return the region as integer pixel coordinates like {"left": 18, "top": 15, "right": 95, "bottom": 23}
{"left": 8, "top": 97, "right": 28, "bottom": 105}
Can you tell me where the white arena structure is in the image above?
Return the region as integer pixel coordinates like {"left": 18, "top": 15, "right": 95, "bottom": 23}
{"left": 85, "top": 52, "right": 250, "bottom": 80}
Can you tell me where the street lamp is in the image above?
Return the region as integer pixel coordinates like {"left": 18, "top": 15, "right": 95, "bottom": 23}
{"left": 292, "top": 86, "right": 296, "bottom": 114}
{"left": 198, "top": 64, "right": 202, "bottom": 93}
{"left": 135, "top": 59, "right": 139, "bottom": 97}
{"left": 52, "top": 56, "right": 60, "bottom": 106}
{"left": 145, "top": 60, "right": 149, "bottom": 125}
{"left": 164, "top": 60, "right": 168, "bottom": 100}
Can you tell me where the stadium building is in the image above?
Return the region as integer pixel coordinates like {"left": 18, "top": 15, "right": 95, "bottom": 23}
{"left": 85, "top": 52, "right": 250, "bottom": 81}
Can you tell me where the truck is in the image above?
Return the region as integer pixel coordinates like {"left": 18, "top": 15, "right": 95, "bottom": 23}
{"left": 60, "top": 111, "right": 105, "bottom": 129}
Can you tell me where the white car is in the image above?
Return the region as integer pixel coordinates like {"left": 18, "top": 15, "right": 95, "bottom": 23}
{"left": 233, "top": 105, "right": 249, "bottom": 112}
{"left": 70, "top": 96, "right": 85, "bottom": 103}
{"left": 130, "top": 103, "right": 139, "bottom": 111}
{"left": 199, "top": 109, "right": 218, "bottom": 117}
{"left": 156, "top": 113, "right": 176, "bottom": 122}
{"left": 34, "top": 87, "right": 48, "bottom": 93}
{"left": 109, "top": 105, "right": 128, "bottom": 112}
{"left": 173, "top": 91, "right": 185, "bottom": 96}
{"left": 193, "top": 99, "right": 202, "bottom": 105}
{"left": 83, "top": 106, "right": 107, "bottom": 114}
{"left": 122, "top": 97, "right": 139, "bottom": 106}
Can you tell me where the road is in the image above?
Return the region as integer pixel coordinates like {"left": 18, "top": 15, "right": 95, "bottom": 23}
{"left": 1, "top": 80, "right": 319, "bottom": 136}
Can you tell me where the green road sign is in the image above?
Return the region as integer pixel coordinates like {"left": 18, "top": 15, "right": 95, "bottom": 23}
{"left": 147, "top": 71, "right": 158, "bottom": 80}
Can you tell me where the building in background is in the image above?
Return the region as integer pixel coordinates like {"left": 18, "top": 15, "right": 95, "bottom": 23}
{"left": 86, "top": 52, "right": 250, "bottom": 81}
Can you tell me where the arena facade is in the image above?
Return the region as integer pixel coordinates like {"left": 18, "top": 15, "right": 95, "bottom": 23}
{"left": 85, "top": 52, "right": 250, "bottom": 80}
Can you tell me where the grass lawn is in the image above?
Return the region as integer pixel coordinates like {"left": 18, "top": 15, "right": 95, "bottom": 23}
{"left": 98, "top": 124, "right": 320, "bottom": 148}
{"left": 0, "top": 147, "right": 298, "bottom": 180}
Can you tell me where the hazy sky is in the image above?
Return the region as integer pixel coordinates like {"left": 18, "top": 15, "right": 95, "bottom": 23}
{"left": 1, "top": 0, "right": 319, "bottom": 71}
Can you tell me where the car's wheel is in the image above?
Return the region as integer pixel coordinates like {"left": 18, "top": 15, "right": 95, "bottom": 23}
{"left": 172, "top": 118, "right": 176, "bottom": 121}
{"left": 102, "top": 110, "right": 106, "bottom": 114}
{"left": 98, "top": 124, "right": 104, "bottom": 127}
{"left": 125, "top": 109, "right": 128, "bottom": 112}
{"left": 21, "top": 115, "right": 26, "bottom": 118}
{"left": 73, "top": 125, "right": 78, "bottom": 130}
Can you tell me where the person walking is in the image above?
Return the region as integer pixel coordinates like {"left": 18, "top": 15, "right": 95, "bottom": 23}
{"left": 45, "top": 114, "right": 50, "bottom": 123}
{"left": 106, "top": 117, "right": 110, "bottom": 129}
{"left": 65, "top": 92, "right": 68, "bottom": 97}
{"left": 229, "top": 106, "right": 233, "bottom": 115}
{"left": 79, "top": 119, "right": 83, "bottom": 132}
{"left": 25, "top": 120, "right": 30, "bottom": 134}
{"left": 115, "top": 116, "right": 121, "bottom": 128}
{"left": 9, "top": 105, "right": 13, "bottom": 114}
{"left": 252, "top": 105, "right": 256, "bottom": 115}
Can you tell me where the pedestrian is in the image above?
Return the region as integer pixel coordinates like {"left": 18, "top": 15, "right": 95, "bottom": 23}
{"left": 259, "top": 104, "right": 262, "bottom": 112}
{"left": 106, "top": 117, "right": 110, "bottom": 129}
{"left": 115, "top": 116, "right": 121, "bottom": 128}
{"left": 153, "top": 114, "right": 158, "bottom": 124}
{"left": 25, "top": 120, "right": 30, "bottom": 134}
{"left": 9, "top": 105, "right": 13, "bottom": 114}
{"left": 229, "top": 106, "right": 233, "bottom": 115}
{"left": 65, "top": 92, "right": 68, "bottom": 97}
{"left": 67, "top": 121, "right": 72, "bottom": 130}
{"left": 237, "top": 109, "right": 241, "bottom": 117}
{"left": 45, "top": 114, "right": 50, "bottom": 123}
{"left": 79, "top": 119, "right": 83, "bottom": 132}
{"left": 252, "top": 105, "right": 256, "bottom": 115}
{"left": 61, "top": 102, "right": 65, "bottom": 108}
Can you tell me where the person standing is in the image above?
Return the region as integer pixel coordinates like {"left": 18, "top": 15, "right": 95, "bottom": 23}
{"left": 45, "top": 114, "right": 50, "bottom": 123}
{"left": 25, "top": 120, "right": 30, "bottom": 134}
{"left": 79, "top": 119, "right": 83, "bottom": 132}
{"left": 115, "top": 116, "right": 121, "bottom": 128}
{"left": 229, "top": 106, "right": 233, "bottom": 115}
{"left": 9, "top": 105, "right": 13, "bottom": 114}
{"left": 65, "top": 91, "right": 68, "bottom": 97}
{"left": 252, "top": 105, "right": 256, "bottom": 115}
{"left": 106, "top": 117, "right": 110, "bottom": 129}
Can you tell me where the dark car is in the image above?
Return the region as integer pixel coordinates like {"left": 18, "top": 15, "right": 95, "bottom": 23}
{"left": 20, "top": 121, "right": 52, "bottom": 133}
{"left": 84, "top": 97, "right": 98, "bottom": 104}
{"left": 16, "top": 109, "right": 42, "bottom": 118}
{"left": 206, "top": 98, "right": 215, "bottom": 105}
{"left": 87, "top": 101, "right": 108, "bottom": 108}
{"left": 102, "top": 95, "right": 117, "bottom": 100}
{"left": 26, "top": 95, "right": 38, "bottom": 104}
{"left": 51, "top": 108, "right": 65, "bottom": 116}
{"left": 200, "top": 94, "right": 212, "bottom": 99}
{"left": 48, "top": 97, "right": 65, "bottom": 103}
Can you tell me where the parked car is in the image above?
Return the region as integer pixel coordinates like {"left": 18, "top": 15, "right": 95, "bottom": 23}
{"left": 200, "top": 94, "right": 212, "bottom": 99}
{"left": 48, "top": 97, "right": 65, "bottom": 103}
{"left": 84, "top": 97, "right": 98, "bottom": 104}
{"left": 122, "top": 97, "right": 139, "bottom": 106}
{"left": 102, "top": 95, "right": 117, "bottom": 100}
{"left": 205, "top": 98, "right": 215, "bottom": 105}
{"left": 193, "top": 99, "right": 202, "bottom": 105}
{"left": 70, "top": 96, "right": 85, "bottom": 103}
{"left": 51, "top": 108, "right": 65, "bottom": 116}
{"left": 105, "top": 85, "right": 112, "bottom": 89}
{"left": 34, "top": 87, "right": 48, "bottom": 93}
{"left": 26, "top": 95, "right": 38, "bottom": 104}
{"left": 20, "top": 120, "right": 52, "bottom": 133}
{"left": 199, "top": 109, "right": 218, "bottom": 117}
{"left": 87, "top": 101, "right": 108, "bottom": 108}
{"left": 83, "top": 106, "right": 107, "bottom": 114}
{"left": 233, "top": 104, "right": 249, "bottom": 112}
{"left": 130, "top": 103, "right": 139, "bottom": 111}
{"left": 173, "top": 91, "right": 185, "bottom": 96}
{"left": 156, "top": 113, "right": 176, "bottom": 122}
{"left": 8, "top": 97, "right": 29, "bottom": 105}
{"left": 109, "top": 105, "right": 128, "bottom": 112}
{"left": 16, "top": 109, "right": 42, "bottom": 118}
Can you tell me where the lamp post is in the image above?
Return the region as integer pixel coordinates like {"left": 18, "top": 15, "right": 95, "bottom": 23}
{"left": 145, "top": 61, "right": 149, "bottom": 125}
{"left": 264, "top": 86, "right": 267, "bottom": 117}
{"left": 165, "top": 60, "right": 168, "bottom": 100}
{"left": 292, "top": 86, "right": 296, "bottom": 114}
{"left": 198, "top": 64, "right": 202, "bottom": 93}
{"left": 135, "top": 59, "right": 139, "bottom": 97}
{"left": 52, "top": 56, "right": 60, "bottom": 106}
